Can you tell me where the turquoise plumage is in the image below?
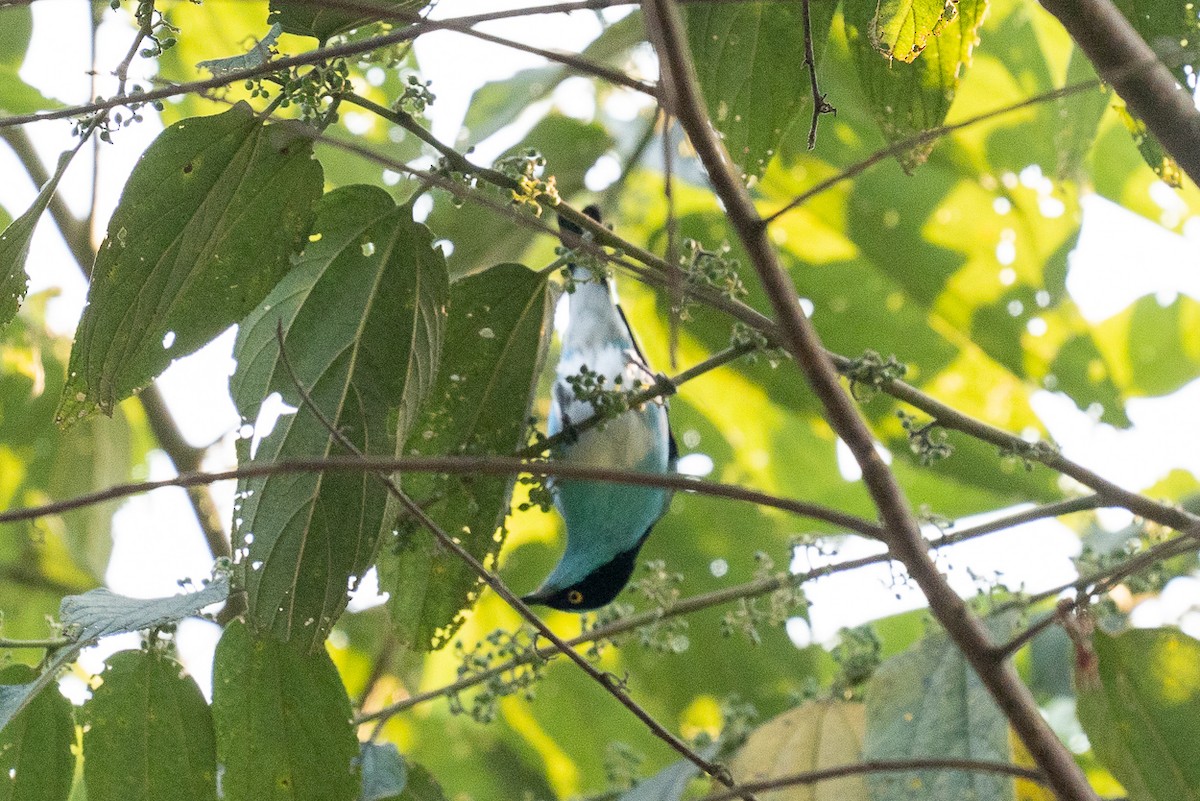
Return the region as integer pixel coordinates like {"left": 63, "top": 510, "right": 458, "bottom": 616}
{"left": 521, "top": 207, "right": 676, "bottom": 611}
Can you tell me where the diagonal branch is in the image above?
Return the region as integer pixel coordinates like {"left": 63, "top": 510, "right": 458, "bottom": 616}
{"left": 641, "top": 3, "right": 1098, "bottom": 799}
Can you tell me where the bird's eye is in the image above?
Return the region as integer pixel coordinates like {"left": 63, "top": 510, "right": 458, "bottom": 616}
{"left": 567, "top": 590, "right": 584, "bottom": 605}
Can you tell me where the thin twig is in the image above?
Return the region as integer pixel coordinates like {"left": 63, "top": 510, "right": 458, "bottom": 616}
{"left": 800, "top": 0, "right": 833, "bottom": 150}
{"left": 357, "top": 494, "right": 1108, "bottom": 722}
{"left": 270, "top": 326, "right": 752, "bottom": 798}
{"left": 0, "top": 637, "right": 72, "bottom": 650}
{"left": 696, "top": 758, "right": 1048, "bottom": 801}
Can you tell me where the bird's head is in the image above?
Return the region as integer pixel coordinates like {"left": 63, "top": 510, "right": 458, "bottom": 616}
{"left": 521, "top": 543, "right": 640, "bottom": 612}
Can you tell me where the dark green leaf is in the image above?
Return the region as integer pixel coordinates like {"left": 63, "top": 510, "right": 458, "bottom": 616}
{"left": 59, "top": 102, "right": 323, "bottom": 425}
{"left": 213, "top": 621, "right": 359, "bottom": 801}
{"left": 863, "top": 613, "right": 1018, "bottom": 800}
{"left": 1076, "top": 627, "right": 1200, "bottom": 801}
{"left": 1112, "top": 0, "right": 1200, "bottom": 87}
{"left": 0, "top": 146, "right": 80, "bottom": 329}
{"left": 269, "top": 0, "right": 427, "bottom": 42}
{"left": 82, "top": 650, "right": 216, "bottom": 801}
{"left": 231, "top": 184, "right": 448, "bottom": 650}
{"left": 845, "top": 0, "right": 987, "bottom": 169}
{"left": 379, "top": 263, "right": 551, "bottom": 650}
{"left": 685, "top": 1, "right": 834, "bottom": 179}
{"left": 0, "top": 665, "right": 74, "bottom": 801}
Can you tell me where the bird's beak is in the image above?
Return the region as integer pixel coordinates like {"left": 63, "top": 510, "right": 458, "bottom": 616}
{"left": 520, "top": 587, "right": 553, "bottom": 606}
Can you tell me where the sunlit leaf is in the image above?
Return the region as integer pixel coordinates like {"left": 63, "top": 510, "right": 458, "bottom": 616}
{"left": 0, "top": 664, "right": 73, "bottom": 801}
{"left": 232, "top": 184, "right": 448, "bottom": 650}
{"left": 1076, "top": 627, "right": 1200, "bottom": 801}
{"left": 870, "top": 0, "right": 962, "bottom": 62}
{"left": 59, "top": 102, "right": 322, "bottom": 425}
{"left": 845, "top": 0, "right": 987, "bottom": 169}
{"left": 82, "top": 650, "right": 216, "bottom": 801}
{"left": 213, "top": 620, "right": 359, "bottom": 801}
{"left": 379, "top": 263, "right": 550, "bottom": 650}
{"left": 729, "top": 701, "right": 867, "bottom": 800}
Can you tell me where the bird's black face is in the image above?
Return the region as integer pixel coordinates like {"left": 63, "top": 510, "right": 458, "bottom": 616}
{"left": 522, "top": 544, "right": 641, "bottom": 612}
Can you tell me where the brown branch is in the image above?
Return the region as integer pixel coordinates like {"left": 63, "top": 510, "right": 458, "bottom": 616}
{"left": 271, "top": 327, "right": 752, "bottom": 799}
{"left": 800, "top": 0, "right": 833, "bottom": 150}
{"left": 357, "top": 496, "right": 1107, "bottom": 722}
{"left": 697, "top": 758, "right": 1049, "bottom": 801}
{"left": 1039, "top": 0, "right": 1200, "bottom": 187}
{"left": 641, "top": 3, "right": 1097, "bottom": 799}
{"left": 0, "top": 453, "right": 877, "bottom": 538}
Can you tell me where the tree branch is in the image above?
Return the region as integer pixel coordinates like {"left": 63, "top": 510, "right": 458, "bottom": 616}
{"left": 641, "top": 3, "right": 1097, "bottom": 799}
{"left": 1039, "top": 0, "right": 1200, "bottom": 187}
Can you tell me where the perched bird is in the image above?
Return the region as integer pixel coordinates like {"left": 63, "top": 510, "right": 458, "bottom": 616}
{"left": 521, "top": 206, "right": 676, "bottom": 611}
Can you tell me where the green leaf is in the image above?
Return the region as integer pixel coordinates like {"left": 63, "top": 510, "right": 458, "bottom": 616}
{"left": 870, "top": 0, "right": 962, "bottom": 62}
{"left": 845, "top": 0, "right": 988, "bottom": 169}
{"left": 1076, "top": 627, "right": 1200, "bottom": 801}
{"left": 0, "top": 665, "right": 74, "bottom": 801}
{"left": 213, "top": 620, "right": 359, "bottom": 801}
{"left": 0, "top": 66, "right": 64, "bottom": 115}
{"left": 0, "top": 5, "right": 31, "bottom": 67}
{"left": 728, "top": 701, "right": 866, "bottom": 801}
{"left": 82, "top": 650, "right": 216, "bottom": 801}
{"left": 231, "top": 184, "right": 448, "bottom": 650}
{"left": 684, "top": 1, "right": 834, "bottom": 179}
{"left": 863, "top": 613, "right": 1018, "bottom": 800}
{"left": 0, "top": 146, "right": 81, "bottom": 329}
{"left": 1094, "top": 294, "right": 1200, "bottom": 398}
{"left": 269, "top": 0, "right": 427, "bottom": 42}
{"left": 378, "top": 263, "right": 551, "bottom": 650}
{"left": 1112, "top": 0, "right": 1200, "bottom": 87}
{"left": 58, "top": 102, "right": 323, "bottom": 425}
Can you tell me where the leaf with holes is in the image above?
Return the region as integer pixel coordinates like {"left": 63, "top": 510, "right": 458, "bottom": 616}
{"left": 213, "top": 621, "right": 359, "bottom": 801}
{"left": 871, "top": 0, "right": 962, "bottom": 62}
{"left": 82, "top": 650, "right": 216, "bottom": 801}
{"left": 58, "top": 102, "right": 322, "bottom": 426}
{"left": 845, "top": 0, "right": 987, "bottom": 170}
{"left": 378, "top": 263, "right": 551, "bottom": 650}
{"left": 231, "top": 184, "right": 448, "bottom": 651}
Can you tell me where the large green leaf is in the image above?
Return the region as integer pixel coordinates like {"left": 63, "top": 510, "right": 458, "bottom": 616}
{"left": 0, "top": 4, "right": 30, "bottom": 67}
{"left": 1076, "top": 628, "right": 1200, "bottom": 801}
{"left": 845, "top": 0, "right": 988, "bottom": 169}
{"left": 379, "top": 263, "right": 551, "bottom": 650}
{"left": 684, "top": 1, "right": 835, "bottom": 179}
{"left": 59, "top": 102, "right": 322, "bottom": 425}
{"left": 269, "top": 0, "right": 427, "bottom": 43}
{"left": 0, "top": 147, "right": 80, "bottom": 329}
{"left": 232, "top": 184, "right": 448, "bottom": 651}
{"left": 82, "top": 650, "right": 216, "bottom": 801}
{"left": 213, "top": 620, "right": 359, "bottom": 801}
{"left": 863, "top": 613, "right": 1018, "bottom": 800}
{"left": 0, "top": 665, "right": 73, "bottom": 801}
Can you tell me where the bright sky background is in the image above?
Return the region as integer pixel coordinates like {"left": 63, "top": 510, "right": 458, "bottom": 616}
{"left": 5, "top": 0, "right": 1200, "bottom": 702}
